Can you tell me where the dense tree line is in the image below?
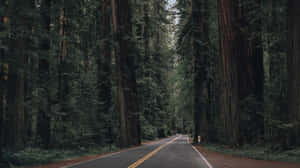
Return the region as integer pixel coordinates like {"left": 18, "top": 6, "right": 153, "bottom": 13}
{"left": 176, "top": 0, "right": 300, "bottom": 148}
{"left": 1, "top": 0, "right": 300, "bottom": 166}
{"left": 0, "top": 0, "right": 178, "bottom": 164}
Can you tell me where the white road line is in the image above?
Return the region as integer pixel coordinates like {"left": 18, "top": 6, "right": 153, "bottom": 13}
{"left": 192, "top": 146, "right": 214, "bottom": 168}
{"left": 186, "top": 135, "right": 213, "bottom": 168}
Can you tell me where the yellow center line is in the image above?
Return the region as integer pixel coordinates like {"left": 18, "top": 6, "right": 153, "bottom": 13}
{"left": 128, "top": 136, "right": 180, "bottom": 168}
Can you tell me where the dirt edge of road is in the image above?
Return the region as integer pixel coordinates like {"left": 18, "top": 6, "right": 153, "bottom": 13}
{"left": 194, "top": 145, "right": 300, "bottom": 168}
{"left": 29, "top": 136, "right": 172, "bottom": 168}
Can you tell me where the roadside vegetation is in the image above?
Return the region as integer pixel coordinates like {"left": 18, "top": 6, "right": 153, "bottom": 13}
{"left": 202, "top": 144, "right": 300, "bottom": 164}
{"left": 2, "top": 146, "right": 118, "bottom": 168}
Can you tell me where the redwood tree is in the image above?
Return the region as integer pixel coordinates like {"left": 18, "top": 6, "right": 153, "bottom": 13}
{"left": 217, "top": 0, "right": 240, "bottom": 146}
{"left": 0, "top": 0, "right": 7, "bottom": 157}
{"left": 287, "top": 0, "right": 300, "bottom": 146}
{"left": 192, "top": 0, "right": 210, "bottom": 144}
{"left": 236, "top": 0, "right": 264, "bottom": 144}
{"left": 37, "top": 0, "right": 51, "bottom": 148}
{"left": 95, "top": 0, "right": 113, "bottom": 145}
{"left": 7, "top": 0, "right": 32, "bottom": 150}
{"left": 113, "top": 0, "right": 141, "bottom": 147}
{"left": 218, "top": 0, "right": 264, "bottom": 146}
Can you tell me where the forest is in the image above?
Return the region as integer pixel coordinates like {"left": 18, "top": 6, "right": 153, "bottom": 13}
{"left": 0, "top": 0, "right": 300, "bottom": 167}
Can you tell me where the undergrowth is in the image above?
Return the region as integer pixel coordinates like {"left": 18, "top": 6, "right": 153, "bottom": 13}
{"left": 1, "top": 145, "right": 119, "bottom": 168}
{"left": 203, "top": 144, "right": 300, "bottom": 164}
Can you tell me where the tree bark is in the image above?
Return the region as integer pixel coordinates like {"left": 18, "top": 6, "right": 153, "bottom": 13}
{"left": 96, "top": 0, "right": 113, "bottom": 145}
{"left": 236, "top": 0, "right": 264, "bottom": 144}
{"left": 58, "top": 4, "right": 68, "bottom": 107}
{"left": 114, "top": 0, "right": 140, "bottom": 147}
{"left": 218, "top": 0, "right": 264, "bottom": 145}
{"left": 0, "top": 1, "right": 9, "bottom": 156}
{"left": 217, "top": 0, "right": 240, "bottom": 146}
{"left": 7, "top": 0, "right": 32, "bottom": 150}
{"left": 111, "top": 0, "right": 129, "bottom": 147}
{"left": 192, "top": 0, "right": 210, "bottom": 144}
{"left": 265, "top": 0, "right": 288, "bottom": 144}
{"left": 57, "top": 3, "right": 70, "bottom": 140}
{"left": 287, "top": 0, "right": 300, "bottom": 146}
{"left": 0, "top": 2, "right": 7, "bottom": 157}
{"left": 37, "top": 0, "right": 51, "bottom": 148}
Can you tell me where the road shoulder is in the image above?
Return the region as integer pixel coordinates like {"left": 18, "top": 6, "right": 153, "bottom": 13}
{"left": 194, "top": 145, "right": 300, "bottom": 168}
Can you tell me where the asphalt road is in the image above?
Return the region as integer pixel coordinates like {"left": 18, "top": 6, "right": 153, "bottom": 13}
{"left": 64, "top": 135, "right": 212, "bottom": 168}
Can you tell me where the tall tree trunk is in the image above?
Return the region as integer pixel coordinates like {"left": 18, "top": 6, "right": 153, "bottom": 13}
{"left": 143, "top": 2, "right": 150, "bottom": 63}
{"left": 7, "top": 0, "right": 32, "bottom": 150}
{"left": 0, "top": 42, "right": 3, "bottom": 160}
{"left": 0, "top": 4, "right": 7, "bottom": 158}
{"left": 111, "top": 0, "right": 129, "bottom": 147}
{"left": 287, "top": 0, "right": 300, "bottom": 146}
{"left": 265, "top": 0, "right": 288, "bottom": 144}
{"left": 24, "top": 1, "right": 35, "bottom": 148}
{"left": 114, "top": 0, "right": 140, "bottom": 147}
{"left": 192, "top": 0, "right": 209, "bottom": 144}
{"left": 269, "top": 0, "right": 285, "bottom": 82}
{"left": 236, "top": 0, "right": 264, "bottom": 144}
{"left": 218, "top": 0, "right": 264, "bottom": 145}
{"left": 217, "top": 0, "right": 240, "bottom": 146}
{"left": 0, "top": 1, "right": 9, "bottom": 157}
{"left": 37, "top": 0, "right": 51, "bottom": 148}
{"left": 57, "top": 3, "right": 70, "bottom": 141}
{"left": 96, "top": 0, "right": 113, "bottom": 145}
{"left": 58, "top": 6, "right": 68, "bottom": 106}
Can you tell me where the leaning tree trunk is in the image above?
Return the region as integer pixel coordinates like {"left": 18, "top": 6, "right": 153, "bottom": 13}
{"left": 217, "top": 0, "right": 240, "bottom": 146}
{"left": 114, "top": 0, "right": 140, "bottom": 147}
{"left": 192, "top": 0, "right": 210, "bottom": 144}
{"left": 287, "top": 0, "right": 300, "bottom": 146}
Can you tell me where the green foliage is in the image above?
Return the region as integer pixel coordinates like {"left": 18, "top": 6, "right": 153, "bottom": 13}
{"left": 1, "top": 0, "right": 180, "bottom": 165}
{"left": 2, "top": 146, "right": 119, "bottom": 167}
{"left": 174, "top": 0, "right": 220, "bottom": 140}
{"left": 134, "top": 0, "right": 179, "bottom": 140}
{"left": 1, "top": 0, "right": 298, "bottom": 166}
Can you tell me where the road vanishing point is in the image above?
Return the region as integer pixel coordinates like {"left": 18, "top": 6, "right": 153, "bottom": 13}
{"left": 63, "top": 135, "right": 213, "bottom": 168}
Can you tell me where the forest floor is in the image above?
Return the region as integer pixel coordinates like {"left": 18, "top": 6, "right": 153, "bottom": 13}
{"left": 2, "top": 145, "right": 119, "bottom": 168}
{"left": 195, "top": 145, "right": 300, "bottom": 168}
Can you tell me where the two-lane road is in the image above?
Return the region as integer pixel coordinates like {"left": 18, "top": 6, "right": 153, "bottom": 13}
{"left": 64, "top": 135, "right": 213, "bottom": 168}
